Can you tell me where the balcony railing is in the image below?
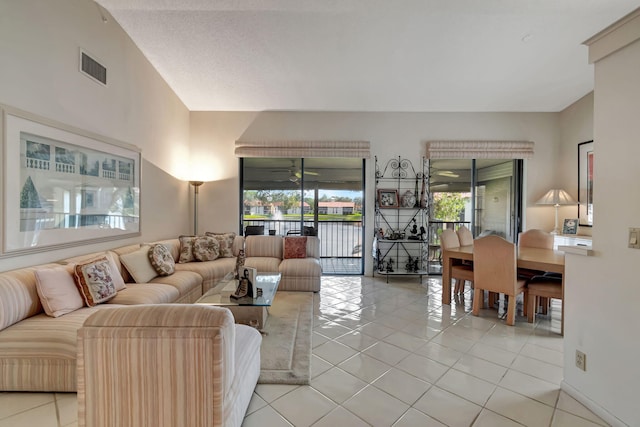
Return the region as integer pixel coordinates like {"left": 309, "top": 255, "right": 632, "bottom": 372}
{"left": 243, "top": 219, "right": 363, "bottom": 273}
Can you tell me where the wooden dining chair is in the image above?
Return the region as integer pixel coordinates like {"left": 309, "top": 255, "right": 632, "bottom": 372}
{"left": 472, "top": 235, "right": 527, "bottom": 326}
{"left": 456, "top": 225, "right": 474, "bottom": 246}
{"left": 518, "top": 229, "right": 554, "bottom": 311}
{"left": 440, "top": 229, "right": 474, "bottom": 295}
{"left": 526, "top": 274, "right": 563, "bottom": 334}
{"left": 518, "top": 229, "right": 554, "bottom": 249}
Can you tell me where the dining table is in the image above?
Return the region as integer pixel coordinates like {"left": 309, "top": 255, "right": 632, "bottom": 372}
{"left": 442, "top": 245, "right": 565, "bottom": 331}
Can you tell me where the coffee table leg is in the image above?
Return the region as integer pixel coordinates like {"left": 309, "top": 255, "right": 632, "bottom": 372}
{"left": 228, "top": 306, "right": 268, "bottom": 329}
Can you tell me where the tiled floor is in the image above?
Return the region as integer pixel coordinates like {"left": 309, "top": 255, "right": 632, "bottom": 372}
{"left": 0, "top": 276, "right": 609, "bottom": 427}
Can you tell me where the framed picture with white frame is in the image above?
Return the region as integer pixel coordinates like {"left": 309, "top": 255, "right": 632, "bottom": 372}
{"left": 1, "top": 104, "right": 141, "bottom": 256}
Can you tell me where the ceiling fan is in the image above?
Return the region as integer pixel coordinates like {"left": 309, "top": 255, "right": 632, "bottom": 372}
{"left": 271, "top": 161, "right": 319, "bottom": 183}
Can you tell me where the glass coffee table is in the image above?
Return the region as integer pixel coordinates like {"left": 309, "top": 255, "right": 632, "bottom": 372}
{"left": 195, "top": 273, "right": 281, "bottom": 329}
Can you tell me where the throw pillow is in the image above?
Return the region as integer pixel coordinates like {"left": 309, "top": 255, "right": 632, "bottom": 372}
{"left": 73, "top": 257, "right": 117, "bottom": 307}
{"left": 205, "top": 232, "right": 236, "bottom": 258}
{"left": 105, "top": 252, "right": 127, "bottom": 291}
{"left": 284, "top": 236, "right": 307, "bottom": 259}
{"left": 35, "top": 266, "right": 85, "bottom": 317}
{"left": 192, "top": 236, "right": 220, "bottom": 261}
{"left": 178, "top": 235, "right": 197, "bottom": 263}
{"left": 119, "top": 245, "right": 158, "bottom": 283}
{"left": 148, "top": 244, "right": 175, "bottom": 275}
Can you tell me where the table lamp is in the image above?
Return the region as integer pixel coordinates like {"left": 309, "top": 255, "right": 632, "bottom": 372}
{"left": 536, "top": 189, "right": 576, "bottom": 234}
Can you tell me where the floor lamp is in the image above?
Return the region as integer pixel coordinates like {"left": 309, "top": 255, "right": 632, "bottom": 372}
{"left": 536, "top": 188, "right": 576, "bottom": 234}
{"left": 189, "top": 181, "right": 204, "bottom": 234}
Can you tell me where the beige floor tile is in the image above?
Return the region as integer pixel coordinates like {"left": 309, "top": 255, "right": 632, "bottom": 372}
{"left": 551, "top": 409, "right": 606, "bottom": 427}
{"left": 335, "top": 330, "right": 378, "bottom": 351}
{"left": 510, "top": 354, "right": 564, "bottom": 385}
{"left": 392, "top": 408, "right": 447, "bottom": 426}
{"left": 242, "top": 405, "right": 294, "bottom": 427}
{"left": 313, "top": 321, "right": 351, "bottom": 339}
{"left": 435, "top": 368, "right": 497, "bottom": 406}
{"left": 372, "top": 367, "right": 432, "bottom": 405}
{"left": 312, "top": 331, "right": 330, "bottom": 348}
{"left": 338, "top": 353, "right": 392, "bottom": 383}
{"left": 413, "top": 341, "right": 464, "bottom": 367}
{"left": 468, "top": 342, "right": 519, "bottom": 367}
{"left": 363, "top": 341, "right": 411, "bottom": 365}
{"left": 310, "top": 406, "right": 369, "bottom": 427}
{"left": 246, "top": 392, "right": 268, "bottom": 415}
{"left": 355, "top": 321, "right": 396, "bottom": 339}
{"left": 310, "top": 354, "right": 333, "bottom": 379}
{"left": 520, "top": 343, "right": 564, "bottom": 367}
{"left": 431, "top": 330, "right": 477, "bottom": 353}
{"left": 485, "top": 386, "right": 554, "bottom": 427}
{"left": 255, "top": 384, "right": 299, "bottom": 403}
{"left": 452, "top": 353, "right": 508, "bottom": 384}
{"left": 498, "top": 369, "right": 560, "bottom": 407}
{"left": 0, "top": 402, "right": 58, "bottom": 427}
{"left": 311, "top": 367, "right": 367, "bottom": 404}
{"left": 0, "top": 392, "right": 54, "bottom": 419}
{"left": 472, "top": 408, "right": 525, "bottom": 426}
{"left": 396, "top": 353, "right": 450, "bottom": 383}
{"left": 343, "top": 385, "right": 409, "bottom": 427}
{"left": 382, "top": 330, "right": 429, "bottom": 352}
{"left": 555, "top": 391, "right": 609, "bottom": 426}
{"left": 313, "top": 340, "right": 358, "bottom": 365}
{"left": 55, "top": 393, "right": 78, "bottom": 427}
{"left": 271, "top": 386, "right": 336, "bottom": 427}
{"left": 413, "top": 386, "right": 482, "bottom": 427}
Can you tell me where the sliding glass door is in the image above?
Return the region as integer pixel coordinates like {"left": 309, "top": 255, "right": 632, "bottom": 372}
{"left": 240, "top": 157, "right": 365, "bottom": 274}
{"left": 429, "top": 158, "right": 523, "bottom": 249}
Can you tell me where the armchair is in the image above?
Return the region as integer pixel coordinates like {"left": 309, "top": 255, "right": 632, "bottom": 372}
{"left": 77, "top": 304, "right": 261, "bottom": 427}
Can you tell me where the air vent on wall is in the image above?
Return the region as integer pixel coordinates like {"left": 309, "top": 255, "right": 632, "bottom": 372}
{"left": 79, "top": 49, "right": 107, "bottom": 86}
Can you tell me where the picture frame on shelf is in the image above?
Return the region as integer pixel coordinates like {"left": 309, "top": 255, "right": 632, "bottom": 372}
{"left": 562, "top": 218, "right": 578, "bottom": 235}
{"left": 377, "top": 189, "right": 398, "bottom": 208}
{"left": 578, "top": 140, "right": 594, "bottom": 227}
{"left": 1, "top": 104, "right": 141, "bottom": 256}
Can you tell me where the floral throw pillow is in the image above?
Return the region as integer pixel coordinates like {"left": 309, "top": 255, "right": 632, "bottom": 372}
{"left": 205, "top": 232, "right": 236, "bottom": 258}
{"left": 284, "top": 236, "right": 307, "bottom": 259}
{"left": 73, "top": 257, "right": 117, "bottom": 307}
{"left": 178, "top": 235, "right": 197, "bottom": 263}
{"left": 192, "top": 236, "right": 220, "bottom": 261}
{"left": 148, "top": 244, "right": 175, "bottom": 275}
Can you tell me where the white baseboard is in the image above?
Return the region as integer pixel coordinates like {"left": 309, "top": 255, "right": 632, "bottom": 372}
{"left": 560, "top": 381, "right": 627, "bottom": 426}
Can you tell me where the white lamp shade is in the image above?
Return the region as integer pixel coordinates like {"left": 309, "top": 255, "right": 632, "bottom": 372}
{"left": 536, "top": 189, "right": 576, "bottom": 206}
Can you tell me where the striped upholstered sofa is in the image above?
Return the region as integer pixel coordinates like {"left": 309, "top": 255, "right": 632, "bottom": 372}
{"left": 0, "top": 235, "right": 248, "bottom": 392}
{"left": 244, "top": 235, "right": 322, "bottom": 292}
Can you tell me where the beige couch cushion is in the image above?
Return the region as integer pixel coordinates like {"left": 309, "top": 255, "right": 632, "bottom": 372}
{"left": 150, "top": 271, "right": 203, "bottom": 303}
{"left": 0, "top": 305, "right": 121, "bottom": 391}
{"left": 175, "top": 257, "right": 237, "bottom": 293}
{"left": 107, "top": 283, "right": 179, "bottom": 305}
{"left": 0, "top": 266, "right": 55, "bottom": 331}
{"left": 244, "top": 235, "right": 283, "bottom": 258}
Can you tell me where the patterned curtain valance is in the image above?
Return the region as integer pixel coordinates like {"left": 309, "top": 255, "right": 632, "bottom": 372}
{"left": 234, "top": 140, "right": 370, "bottom": 158}
{"left": 425, "top": 140, "right": 534, "bottom": 159}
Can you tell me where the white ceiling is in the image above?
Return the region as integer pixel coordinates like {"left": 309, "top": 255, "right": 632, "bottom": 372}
{"left": 96, "top": 0, "right": 638, "bottom": 112}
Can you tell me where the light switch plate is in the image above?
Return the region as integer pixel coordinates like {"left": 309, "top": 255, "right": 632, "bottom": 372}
{"left": 629, "top": 228, "right": 640, "bottom": 249}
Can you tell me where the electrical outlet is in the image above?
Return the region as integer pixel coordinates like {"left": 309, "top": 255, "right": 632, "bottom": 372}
{"left": 575, "top": 350, "right": 586, "bottom": 371}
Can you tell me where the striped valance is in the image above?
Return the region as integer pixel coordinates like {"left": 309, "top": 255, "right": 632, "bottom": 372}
{"left": 426, "top": 140, "right": 534, "bottom": 159}
{"left": 234, "top": 140, "right": 370, "bottom": 158}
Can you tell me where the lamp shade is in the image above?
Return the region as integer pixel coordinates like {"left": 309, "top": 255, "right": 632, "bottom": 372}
{"left": 536, "top": 189, "right": 576, "bottom": 206}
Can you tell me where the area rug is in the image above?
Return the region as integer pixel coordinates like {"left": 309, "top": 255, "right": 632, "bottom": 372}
{"left": 258, "top": 291, "right": 313, "bottom": 385}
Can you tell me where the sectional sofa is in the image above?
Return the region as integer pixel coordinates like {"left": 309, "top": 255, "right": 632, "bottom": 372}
{"left": 0, "top": 234, "right": 321, "bottom": 394}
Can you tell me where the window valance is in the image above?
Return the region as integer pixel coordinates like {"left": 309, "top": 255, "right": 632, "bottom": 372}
{"left": 234, "top": 140, "right": 370, "bottom": 158}
{"left": 425, "top": 140, "right": 534, "bottom": 159}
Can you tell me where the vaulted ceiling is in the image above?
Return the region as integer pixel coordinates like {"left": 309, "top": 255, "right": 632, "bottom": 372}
{"left": 96, "top": 0, "right": 638, "bottom": 112}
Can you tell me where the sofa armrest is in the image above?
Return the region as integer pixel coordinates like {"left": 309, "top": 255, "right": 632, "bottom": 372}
{"left": 305, "top": 236, "right": 320, "bottom": 259}
{"left": 78, "top": 304, "right": 236, "bottom": 427}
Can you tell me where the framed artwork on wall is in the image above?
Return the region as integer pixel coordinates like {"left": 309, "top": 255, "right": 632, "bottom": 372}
{"left": 1, "top": 104, "right": 141, "bottom": 256}
{"left": 578, "top": 140, "right": 594, "bottom": 227}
